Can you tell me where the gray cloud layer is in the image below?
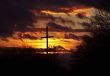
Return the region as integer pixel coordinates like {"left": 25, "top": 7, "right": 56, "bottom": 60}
{"left": 0, "top": 0, "right": 109, "bottom": 37}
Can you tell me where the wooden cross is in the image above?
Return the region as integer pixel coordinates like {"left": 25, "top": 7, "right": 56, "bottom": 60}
{"left": 46, "top": 26, "right": 48, "bottom": 54}
{"left": 41, "top": 26, "right": 54, "bottom": 54}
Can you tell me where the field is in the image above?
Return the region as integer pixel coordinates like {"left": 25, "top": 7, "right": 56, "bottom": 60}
{"left": 0, "top": 47, "right": 100, "bottom": 75}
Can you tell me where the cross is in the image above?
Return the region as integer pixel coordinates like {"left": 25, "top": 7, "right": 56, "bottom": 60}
{"left": 41, "top": 26, "right": 54, "bottom": 54}
{"left": 46, "top": 26, "right": 48, "bottom": 54}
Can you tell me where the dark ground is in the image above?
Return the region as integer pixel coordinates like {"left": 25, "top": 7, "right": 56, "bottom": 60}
{"left": 0, "top": 48, "right": 109, "bottom": 75}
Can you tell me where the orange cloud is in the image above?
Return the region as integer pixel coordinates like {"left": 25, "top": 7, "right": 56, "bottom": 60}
{"left": 31, "top": 6, "right": 94, "bottom": 17}
{"left": 0, "top": 31, "right": 92, "bottom": 51}
{"left": 0, "top": 31, "right": 91, "bottom": 50}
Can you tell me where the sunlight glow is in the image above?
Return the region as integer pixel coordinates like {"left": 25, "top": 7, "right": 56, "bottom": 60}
{"left": 27, "top": 38, "right": 81, "bottom": 50}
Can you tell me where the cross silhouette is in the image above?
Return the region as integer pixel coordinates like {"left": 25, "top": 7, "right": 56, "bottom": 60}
{"left": 41, "top": 26, "right": 54, "bottom": 54}
{"left": 46, "top": 26, "right": 49, "bottom": 54}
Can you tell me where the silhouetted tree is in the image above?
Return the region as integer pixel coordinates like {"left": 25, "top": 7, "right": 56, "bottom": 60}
{"left": 75, "top": 9, "right": 110, "bottom": 74}
{"left": 77, "top": 9, "right": 110, "bottom": 53}
{"left": 90, "top": 9, "right": 110, "bottom": 50}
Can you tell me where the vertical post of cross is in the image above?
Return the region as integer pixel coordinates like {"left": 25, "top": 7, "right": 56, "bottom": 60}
{"left": 46, "top": 26, "right": 48, "bottom": 55}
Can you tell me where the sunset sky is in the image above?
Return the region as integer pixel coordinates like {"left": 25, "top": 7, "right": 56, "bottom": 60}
{"left": 0, "top": 0, "right": 107, "bottom": 50}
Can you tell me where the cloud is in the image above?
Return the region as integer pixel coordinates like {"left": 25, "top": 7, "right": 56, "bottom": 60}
{"left": 73, "top": 0, "right": 110, "bottom": 11}
{"left": 64, "top": 33, "right": 80, "bottom": 40}
{"left": 47, "top": 22, "right": 74, "bottom": 32}
{"left": 28, "top": 0, "right": 110, "bottom": 11}
{"left": 55, "top": 17, "right": 75, "bottom": 25}
{"left": 13, "top": 32, "right": 38, "bottom": 40}
{"left": 76, "top": 12, "right": 88, "bottom": 18}
{"left": 79, "top": 22, "right": 92, "bottom": 27}
{"left": 0, "top": 38, "right": 9, "bottom": 42}
{"left": 0, "top": 0, "right": 109, "bottom": 37}
{"left": 0, "top": 0, "right": 34, "bottom": 37}
{"left": 18, "top": 34, "right": 37, "bottom": 40}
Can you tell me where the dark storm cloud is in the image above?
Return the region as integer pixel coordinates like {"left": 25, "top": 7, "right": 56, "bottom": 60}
{"left": 0, "top": 0, "right": 109, "bottom": 37}
{"left": 0, "top": 0, "right": 34, "bottom": 37}
{"left": 29, "top": 0, "right": 110, "bottom": 11}
{"left": 73, "top": 0, "right": 110, "bottom": 11}
{"left": 0, "top": 0, "right": 74, "bottom": 37}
